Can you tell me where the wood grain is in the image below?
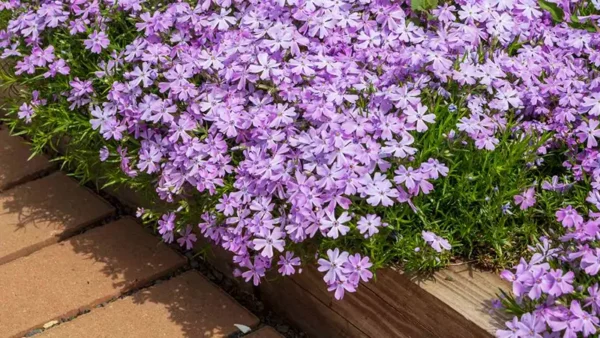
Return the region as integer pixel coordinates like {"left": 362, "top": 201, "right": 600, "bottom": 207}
{"left": 362, "top": 266, "right": 499, "bottom": 338}
{"left": 291, "top": 266, "right": 437, "bottom": 337}
{"left": 411, "top": 265, "right": 510, "bottom": 334}
{"left": 259, "top": 275, "right": 367, "bottom": 338}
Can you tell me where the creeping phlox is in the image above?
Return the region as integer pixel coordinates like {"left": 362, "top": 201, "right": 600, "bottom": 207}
{"left": 498, "top": 209, "right": 600, "bottom": 338}
{"left": 2, "top": 1, "right": 600, "bottom": 330}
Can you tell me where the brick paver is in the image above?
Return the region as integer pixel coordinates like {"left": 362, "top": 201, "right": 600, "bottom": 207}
{"left": 247, "top": 327, "right": 285, "bottom": 338}
{"left": 40, "top": 271, "right": 259, "bottom": 338}
{"left": 0, "top": 218, "right": 186, "bottom": 338}
{"left": 0, "top": 128, "right": 52, "bottom": 191}
{"left": 0, "top": 172, "right": 115, "bottom": 265}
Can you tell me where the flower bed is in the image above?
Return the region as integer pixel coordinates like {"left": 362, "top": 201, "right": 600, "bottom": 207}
{"left": 105, "top": 183, "right": 510, "bottom": 337}
{"left": 2, "top": 0, "right": 600, "bottom": 336}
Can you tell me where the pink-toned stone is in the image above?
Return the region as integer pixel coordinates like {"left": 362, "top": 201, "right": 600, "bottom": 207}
{"left": 247, "top": 327, "right": 285, "bottom": 338}
{"left": 40, "top": 271, "right": 259, "bottom": 338}
{"left": 0, "top": 218, "right": 186, "bottom": 338}
{"left": 0, "top": 172, "right": 115, "bottom": 265}
{"left": 0, "top": 128, "right": 52, "bottom": 191}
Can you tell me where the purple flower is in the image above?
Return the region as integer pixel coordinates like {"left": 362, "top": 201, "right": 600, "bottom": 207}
{"left": 394, "top": 166, "right": 422, "bottom": 190}
{"left": 248, "top": 53, "right": 280, "bottom": 80}
{"left": 343, "top": 254, "right": 373, "bottom": 284}
{"left": 421, "top": 159, "right": 449, "bottom": 179}
{"left": 363, "top": 173, "right": 398, "bottom": 207}
{"left": 327, "top": 279, "right": 356, "bottom": 300}
{"left": 242, "top": 257, "right": 266, "bottom": 286}
{"left": 137, "top": 143, "right": 162, "bottom": 174}
{"left": 43, "top": 59, "right": 70, "bottom": 78}
{"left": 277, "top": 252, "right": 301, "bottom": 276}
{"left": 582, "top": 248, "right": 600, "bottom": 276}
{"left": 206, "top": 8, "right": 237, "bottom": 31}
{"left": 556, "top": 206, "right": 583, "bottom": 228}
{"left": 500, "top": 269, "right": 528, "bottom": 298}
{"left": 527, "top": 267, "right": 547, "bottom": 300}
{"left": 586, "top": 284, "right": 600, "bottom": 313}
{"left": 542, "top": 269, "right": 574, "bottom": 297}
{"left": 89, "top": 105, "right": 114, "bottom": 132}
{"left": 320, "top": 211, "right": 351, "bottom": 239}
{"left": 542, "top": 176, "right": 567, "bottom": 192}
{"left": 127, "top": 62, "right": 155, "bottom": 88}
{"left": 84, "top": 31, "right": 110, "bottom": 54}
{"left": 501, "top": 203, "right": 513, "bottom": 215}
{"left": 515, "top": 313, "right": 546, "bottom": 338}
{"left": 571, "top": 301, "right": 599, "bottom": 336}
{"left": 514, "top": 188, "right": 536, "bottom": 210}
{"left": 317, "top": 248, "right": 349, "bottom": 284}
{"left": 405, "top": 103, "right": 436, "bottom": 132}
{"left": 158, "top": 213, "right": 175, "bottom": 239}
{"left": 99, "top": 146, "right": 109, "bottom": 162}
{"left": 17, "top": 103, "right": 34, "bottom": 123}
{"left": 422, "top": 231, "right": 451, "bottom": 253}
{"left": 135, "top": 207, "right": 145, "bottom": 218}
{"left": 176, "top": 225, "right": 197, "bottom": 250}
{"left": 582, "top": 93, "right": 600, "bottom": 116}
{"left": 497, "top": 317, "right": 520, "bottom": 338}
{"left": 577, "top": 120, "right": 600, "bottom": 148}
{"left": 253, "top": 228, "right": 285, "bottom": 258}
{"left": 356, "top": 214, "right": 382, "bottom": 238}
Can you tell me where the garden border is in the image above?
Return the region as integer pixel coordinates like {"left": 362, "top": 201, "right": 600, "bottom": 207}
{"left": 109, "top": 184, "right": 509, "bottom": 338}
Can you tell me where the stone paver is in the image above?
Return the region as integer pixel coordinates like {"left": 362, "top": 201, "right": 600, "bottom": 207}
{"left": 40, "top": 270, "right": 259, "bottom": 338}
{"left": 0, "top": 128, "right": 52, "bottom": 191}
{"left": 0, "top": 172, "right": 115, "bottom": 265}
{"left": 0, "top": 218, "right": 186, "bottom": 338}
{"left": 246, "top": 327, "right": 285, "bottom": 338}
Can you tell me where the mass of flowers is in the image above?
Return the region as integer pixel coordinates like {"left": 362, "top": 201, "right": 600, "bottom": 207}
{"left": 1, "top": 0, "right": 600, "bottom": 334}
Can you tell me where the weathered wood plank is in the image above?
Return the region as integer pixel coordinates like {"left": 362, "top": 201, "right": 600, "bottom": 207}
{"left": 411, "top": 265, "right": 510, "bottom": 335}
{"left": 361, "top": 267, "right": 496, "bottom": 337}
{"left": 291, "top": 266, "right": 439, "bottom": 338}
{"left": 259, "top": 276, "right": 367, "bottom": 338}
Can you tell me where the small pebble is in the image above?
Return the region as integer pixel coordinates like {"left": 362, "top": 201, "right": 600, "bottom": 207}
{"left": 43, "top": 320, "right": 59, "bottom": 330}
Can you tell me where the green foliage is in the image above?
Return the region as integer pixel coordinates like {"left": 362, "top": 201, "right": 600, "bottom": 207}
{"left": 538, "top": 0, "right": 565, "bottom": 22}
{"left": 325, "top": 94, "right": 581, "bottom": 272}
{"left": 537, "top": 0, "right": 600, "bottom": 32}
{"left": 411, "top": 0, "right": 439, "bottom": 12}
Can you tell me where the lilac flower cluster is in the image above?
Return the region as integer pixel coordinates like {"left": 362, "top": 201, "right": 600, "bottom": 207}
{"left": 2, "top": 0, "right": 600, "bottom": 304}
{"left": 497, "top": 209, "right": 600, "bottom": 337}
{"left": 318, "top": 249, "right": 373, "bottom": 299}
